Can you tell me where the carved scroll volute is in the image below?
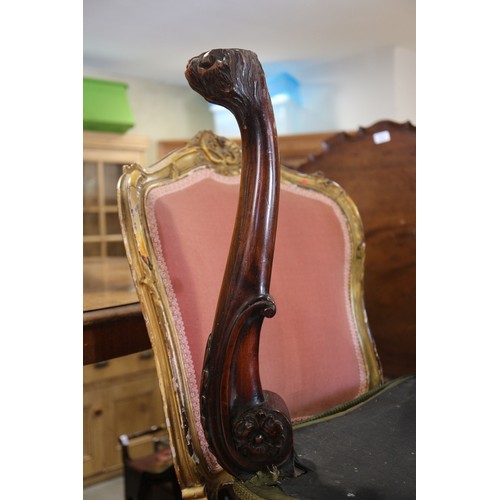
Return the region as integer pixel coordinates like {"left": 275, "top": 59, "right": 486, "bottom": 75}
{"left": 185, "top": 49, "right": 295, "bottom": 479}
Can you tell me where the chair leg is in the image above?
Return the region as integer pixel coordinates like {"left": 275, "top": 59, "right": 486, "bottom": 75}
{"left": 123, "top": 468, "right": 142, "bottom": 500}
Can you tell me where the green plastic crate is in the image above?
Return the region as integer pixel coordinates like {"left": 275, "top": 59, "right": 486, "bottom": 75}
{"left": 83, "top": 78, "right": 135, "bottom": 133}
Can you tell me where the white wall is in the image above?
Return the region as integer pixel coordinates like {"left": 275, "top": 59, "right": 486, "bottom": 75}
{"left": 208, "top": 46, "right": 415, "bottom": 137}
{"left": 83, "top": 70, "right": 214, "bottom": 164}
{"left": 84, "top": 46, "right": 415, "bottom": 161}
{"left": 393, "top": 47, "right": 417, "bottom": 124}
{"left": 276, "top": 46, "right": 416, "bottom": 135}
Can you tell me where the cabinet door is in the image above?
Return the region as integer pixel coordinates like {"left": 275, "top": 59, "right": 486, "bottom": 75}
{"left": 83, "top": 132, "right": 149, "bottom": 257}
{"left": 83, "top": 160, "right": 127, "bottom": 257}
{"left": 101, "top": 373, "right": 166, "bottom": 471}
{"left": 83, "top": 388, "right": 105, "bottom": 478}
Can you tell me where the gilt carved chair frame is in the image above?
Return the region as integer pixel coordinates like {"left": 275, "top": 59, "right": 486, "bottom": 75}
{"left": 118, "top": 129, "right": 382, "bottom": 499}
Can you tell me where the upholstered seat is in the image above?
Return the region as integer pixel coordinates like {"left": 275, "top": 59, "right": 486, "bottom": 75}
{"left": 234, "top": 376, "right": 415, "bottom": 499}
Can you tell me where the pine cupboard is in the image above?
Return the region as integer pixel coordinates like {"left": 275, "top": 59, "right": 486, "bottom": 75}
{"left": 83, "top": 132, "right": 148, "bottom": 257}
{"left": 83, "top": 351, "right": 166, "bottom": 485}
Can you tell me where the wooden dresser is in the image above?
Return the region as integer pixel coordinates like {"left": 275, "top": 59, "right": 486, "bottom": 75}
{"left": 83, "top": 257, "right": 164, "bottom": 485}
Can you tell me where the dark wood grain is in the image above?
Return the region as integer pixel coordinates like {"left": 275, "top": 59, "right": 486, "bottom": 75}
{"left": 298, "top": 120, "right": 416, "bottom": 378}
{"left": 185, "top": 48, "right": 295, "bottom": 479}
{"left": 83, "top": 303, "right": 150, "bottom": 365}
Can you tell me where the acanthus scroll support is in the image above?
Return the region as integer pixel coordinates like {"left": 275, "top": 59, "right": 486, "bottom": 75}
{"left": 185, "top": 48, "right": 295, "bottom": 479}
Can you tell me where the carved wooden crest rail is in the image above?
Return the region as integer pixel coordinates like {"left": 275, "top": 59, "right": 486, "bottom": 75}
{"left": 185, "top": 48, "right": 295, "bottom": 479}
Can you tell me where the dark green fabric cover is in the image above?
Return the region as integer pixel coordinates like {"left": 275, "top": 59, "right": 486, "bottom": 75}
{"left": 235, "top": 376, "right": 416, "bottom": 499}
{"left": 279, "top": 376, "right": 416, "bottom": 499}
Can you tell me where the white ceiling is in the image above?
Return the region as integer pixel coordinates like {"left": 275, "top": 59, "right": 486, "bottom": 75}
{"left": 83, "top": 0, "right": 416, "bottom": 86}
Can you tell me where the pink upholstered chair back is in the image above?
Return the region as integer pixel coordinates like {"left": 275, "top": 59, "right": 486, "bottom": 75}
{"left": 118, "top": 131, "right": 382, "bottom": 490}
{"left": 146, "top": 167, "right": 377, "bottom": 420}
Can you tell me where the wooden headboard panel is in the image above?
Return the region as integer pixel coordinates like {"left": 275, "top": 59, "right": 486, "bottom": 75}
{"left": 297, "top": 120, "right": 416, "bottom": 378}
{"left": 157, "top": 132, "right": 331, "bottom": 168}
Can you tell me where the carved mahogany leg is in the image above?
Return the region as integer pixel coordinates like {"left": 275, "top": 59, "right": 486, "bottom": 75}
{"left": 185, "top": 48, "right": 295, "bottom": 479}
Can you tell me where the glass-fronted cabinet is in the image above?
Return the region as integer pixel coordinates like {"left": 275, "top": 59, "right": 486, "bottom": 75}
{"left": 83, "top": 132, "right": 148, "bottom": 257}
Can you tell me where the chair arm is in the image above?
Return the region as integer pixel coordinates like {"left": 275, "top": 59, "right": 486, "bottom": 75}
{"left": 185, "top": 48, "right": 295, "bottom": 480}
